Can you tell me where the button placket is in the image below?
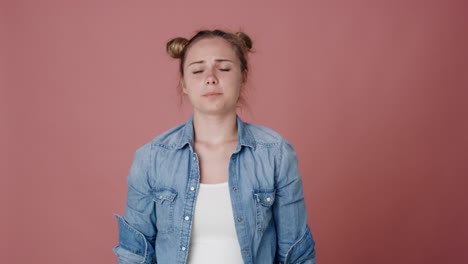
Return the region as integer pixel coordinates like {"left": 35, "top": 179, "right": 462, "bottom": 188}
{"left": 178, "top": 151, "right": 199, "bottom": 262}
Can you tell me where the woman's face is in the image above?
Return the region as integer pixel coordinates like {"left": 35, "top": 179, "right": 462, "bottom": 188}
{"left": 182, "top": 37, "right": 244, "bottom": 116}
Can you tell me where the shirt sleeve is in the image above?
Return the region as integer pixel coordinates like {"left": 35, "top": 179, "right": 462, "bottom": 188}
{"left": 274, "top": 140, "right": 316, "bottom": 264}
{"left": 113, "top": 144, "right": 157, "bottom": 264}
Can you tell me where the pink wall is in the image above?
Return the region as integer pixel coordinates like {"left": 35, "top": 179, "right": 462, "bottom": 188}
{"left": 2, "top": 0, "right": 467, "bottom": 263}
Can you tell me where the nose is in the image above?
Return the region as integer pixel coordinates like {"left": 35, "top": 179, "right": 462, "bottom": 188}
{"left": 206, "top": 79, "right": 217, "bottom": 85}
{"left": 205, "top": 70, "right": 218, "bottom": 85}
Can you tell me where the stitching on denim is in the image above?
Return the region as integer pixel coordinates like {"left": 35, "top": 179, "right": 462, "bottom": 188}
{"left": 253, "top": 189, "right": 276, "bottom": 231}
{"left": 255, "top": 142, "right": 281, "bottom": 148}
{"left": 284, "top": 227, "right": 309, "bottom": 264}
{"left": 150, "top": 188, "right": 177, "bottom": 234}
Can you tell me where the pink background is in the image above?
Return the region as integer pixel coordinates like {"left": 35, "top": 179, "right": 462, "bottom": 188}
{"left": 2, "top": 0, "right": 468, "bottom": 263}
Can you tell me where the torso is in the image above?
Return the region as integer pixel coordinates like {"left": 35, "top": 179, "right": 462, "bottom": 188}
{"left": 186, "top": 182, "right": 244, "bottom": 264}
{"left": 194, "top": 139, "right": 238, "bottom": 184}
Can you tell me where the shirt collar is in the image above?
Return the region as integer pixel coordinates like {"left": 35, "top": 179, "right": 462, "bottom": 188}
{"left": 175, "top": 115, "right": 256, "bottom": 152}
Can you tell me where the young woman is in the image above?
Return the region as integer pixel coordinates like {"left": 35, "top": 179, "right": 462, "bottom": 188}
{"left": 113, "top": 29, "right": 316, "bottom": 264}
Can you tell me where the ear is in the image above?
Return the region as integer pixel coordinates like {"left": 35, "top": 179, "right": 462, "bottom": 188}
{"left": 180, "top": 78, "right": 188, "bottom": 94}
{"left": 241, "top": 72, "right": 247, "bottom": 85}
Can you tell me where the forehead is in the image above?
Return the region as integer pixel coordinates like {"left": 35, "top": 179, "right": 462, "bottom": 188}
{"left": 185, "top": 37, "right": 238, "bottom": 63}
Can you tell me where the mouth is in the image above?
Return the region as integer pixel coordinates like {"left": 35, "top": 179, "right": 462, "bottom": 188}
{"left": 203, "top": 92, "right": 223, "bottom": 97}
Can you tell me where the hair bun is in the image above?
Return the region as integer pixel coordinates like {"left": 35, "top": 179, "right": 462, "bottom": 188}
{"left": 166, "top": 37, "right": 189, "bottom": 58}
{"left": 235, "top": 32, "right": 253, "bottom": 52}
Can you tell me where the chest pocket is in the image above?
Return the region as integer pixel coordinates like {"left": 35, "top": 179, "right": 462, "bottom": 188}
{"left": 253, "top": 189, "right": 276, "bottom": 231}
{"left": 152, "top": 188, "right": 177, "bottom": 234}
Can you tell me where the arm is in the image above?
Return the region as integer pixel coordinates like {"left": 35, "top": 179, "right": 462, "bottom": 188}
{"left": 274, "top": 140, "right": 316, "bottom": 264}
{"left": 113, "top": 144, "right": 157, "bottom": 264}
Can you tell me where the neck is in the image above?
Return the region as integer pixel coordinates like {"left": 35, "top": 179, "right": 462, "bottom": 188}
{"left": 192, "top": 112, "right": 238, "bottom": 144}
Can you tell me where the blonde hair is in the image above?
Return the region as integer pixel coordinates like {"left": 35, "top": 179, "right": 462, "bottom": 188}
{"left": 166, "top": 30, "right": 253, "bottom": 75}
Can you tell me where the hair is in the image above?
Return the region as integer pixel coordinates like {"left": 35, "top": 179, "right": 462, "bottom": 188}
{"left": 166, "top": 29, "right": 253, "bottom": 107}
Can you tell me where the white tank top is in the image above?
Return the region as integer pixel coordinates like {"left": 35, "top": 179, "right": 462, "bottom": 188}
{"left": 187, "top": 182, "right": 244, "bottom": 264}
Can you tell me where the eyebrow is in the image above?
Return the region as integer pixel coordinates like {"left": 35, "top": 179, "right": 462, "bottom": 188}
{"left": 187, "top": 59, "right": 234, "bottom": 67}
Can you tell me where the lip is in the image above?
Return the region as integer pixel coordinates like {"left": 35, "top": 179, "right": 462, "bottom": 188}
{"left": 203, "top": 92, "right": 223, "bottom": 97}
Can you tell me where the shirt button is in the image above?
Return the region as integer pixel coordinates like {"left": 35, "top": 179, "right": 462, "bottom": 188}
{"left": 190, "top": 186, "right": 195, "bottom": 191}
{"left": 193, "top": 156, "right": 196, "bottom": 160}
{"left": 181, "top": 246, "right": 186, "bottom": 251}
{"left": 266, "top": 197, "right": 271, "bottom": 202}
{"left": 237, "top": 217, "right": 243, "bottom": 222}
{"left": 232, "top": 186, "right": 237, "bottom": 191}
{"left": 185, "top": 216, "right": 190, "bottom": 221}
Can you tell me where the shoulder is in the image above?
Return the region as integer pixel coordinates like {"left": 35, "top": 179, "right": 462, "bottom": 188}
{"left": 149, "top": 122, "right": 187, "bottom": 149}
{"left": 243, "top": 121, "right": 289, "bottom": 146}
{"left": 242, "top": 121, "right": 298, "bottom": 161}
{"left": 133, "top": 122, "right": 187, "bottom": 156}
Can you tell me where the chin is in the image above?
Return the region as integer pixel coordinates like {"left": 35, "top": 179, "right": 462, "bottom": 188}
{"left": 197, "top": 107, "right": 237, "bottom": 116}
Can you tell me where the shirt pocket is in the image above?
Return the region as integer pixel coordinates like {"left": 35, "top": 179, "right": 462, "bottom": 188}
{"left": 253, "top": 189, "right": 276, "bottom": 231}
{"left": 152, "top": 188, "right": 177, "bottom": 234}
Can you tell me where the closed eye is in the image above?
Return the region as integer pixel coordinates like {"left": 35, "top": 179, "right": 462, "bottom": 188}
{"left": 219, "top": 68, "right": 231, "bottom": 72}
{"left": 192, "top": 70, "right": 203, "bottom": 74}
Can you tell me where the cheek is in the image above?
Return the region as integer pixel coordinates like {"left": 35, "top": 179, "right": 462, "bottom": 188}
{"left": 181, "top": 76, "right": 199, "bottom": 93}
{"left": 183, "top": 75, "right": 203, "bottom": 87}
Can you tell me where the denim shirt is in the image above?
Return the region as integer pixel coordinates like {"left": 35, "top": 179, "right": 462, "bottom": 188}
{"left": 113, "top": 116, "right": 316, "bottom": 264}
